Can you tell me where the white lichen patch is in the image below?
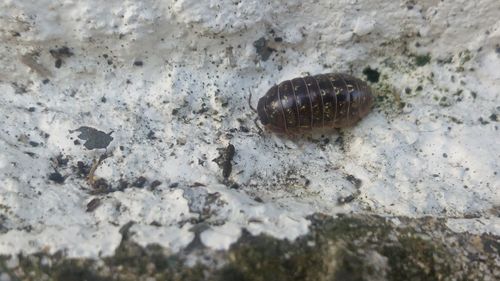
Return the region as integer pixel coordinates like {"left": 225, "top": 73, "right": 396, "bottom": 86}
{"left": 0, "top": 0, "right": 499, "bottom": 257}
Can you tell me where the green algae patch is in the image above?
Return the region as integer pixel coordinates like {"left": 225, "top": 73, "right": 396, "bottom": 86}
{"left": 216, "top": 233, "right": 329, "bottom": 281}
{"left": 382, "top": 233, "right": 453, "bottom": 281}
{"left": 1, "top": 215, "right": 499, "bottom": 281}
{"left": 414, "top": 54, "right": 431, "bottom": 66}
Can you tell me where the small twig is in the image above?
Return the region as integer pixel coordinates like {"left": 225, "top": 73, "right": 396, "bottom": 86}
{"left": 87, "top": 153, "right": 110, "bottom": 186}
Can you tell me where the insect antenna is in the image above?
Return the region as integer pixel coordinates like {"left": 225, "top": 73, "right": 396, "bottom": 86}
{"left": 248, "top": 89, "right": 257, "bottom": 113}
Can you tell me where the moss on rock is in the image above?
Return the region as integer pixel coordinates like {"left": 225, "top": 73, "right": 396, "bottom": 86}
{"left": 1, "top": 215, "right": 499, "bottom": 281}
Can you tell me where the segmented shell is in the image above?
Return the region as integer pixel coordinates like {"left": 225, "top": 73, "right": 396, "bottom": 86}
{"left": 257, "top": 73, "right": 374, "bottom": 134}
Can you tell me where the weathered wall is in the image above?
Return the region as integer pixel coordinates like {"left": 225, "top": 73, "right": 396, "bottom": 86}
{"left": 0, "top": 0, "right": 499, "bottom": 258}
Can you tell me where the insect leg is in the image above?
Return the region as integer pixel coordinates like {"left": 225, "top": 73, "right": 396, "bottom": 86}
{"left": 253, "top": 117, "right": 264, "bottom": 135}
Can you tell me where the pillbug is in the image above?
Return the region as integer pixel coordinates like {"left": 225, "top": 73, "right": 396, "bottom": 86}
{"left": 250, "top": 73, "right": 374, "bottom": 134}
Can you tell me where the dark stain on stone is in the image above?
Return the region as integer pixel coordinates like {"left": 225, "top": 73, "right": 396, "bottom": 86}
{"left": 50, "top": 46, "right": 74, "bottom": 58}
{"left": 70, "top": 126, "right": 113, "bottom": 150}
{"left": 29, "top": 141, "right": 39, "bottom": 147}
{"left": 48, "top": 171, "right": 65, "bottom": 184}
{"left": 132, "top": 176, "right": 147, "bottom": 188}
{"left": 54, "top": 59, "right": 62, "bottom": 68}
{"left": 55, "top": 154, "right": 69, "bottom": 167}
{"left": 50, "top": 46, "right": 73, "bottom": 68}
{"left": 362, "top": 67, "right": 380, "bottom": 83}
{"left": 414, "top": 53, "right": 431, "bottom": 66}
{"left": 213, "top": 144, "right": 236, "bottom": 179}
{"left": 119, "top": 221, "right": 135, "bottom": 241}
{"left": 117, "top": 179, "right": 129, "bottom": 191}
{"left": 90, "top": 178, "right": 111, "bottom": 194}
{"left": 345, "top": 174, "right": 362, "bottom": 189}
{"left": 337, "top": 194, "right": 356, "bottom": 204}
{"left": 147, "top": 130, "right": 156, "bottom": 140}
{"left": 86, "top": 198, "right": 101, "bottom": 212}
{"left": 253, "top": 37, "right": 275, "bottom": 61}
{"left": 75, "top": 161, "right": 91, "bottom": 178}
{"left": 150, "top": 180, "right": 162, "bottom": 189}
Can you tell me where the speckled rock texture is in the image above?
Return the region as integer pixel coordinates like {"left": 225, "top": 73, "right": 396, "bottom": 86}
{"left": 0, "top": 0, "right": 499, "bottom": 279}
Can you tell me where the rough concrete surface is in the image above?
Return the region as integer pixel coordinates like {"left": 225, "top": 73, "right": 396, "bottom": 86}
{"left": 0, "top": 0, "right": 499, "bottom": 279}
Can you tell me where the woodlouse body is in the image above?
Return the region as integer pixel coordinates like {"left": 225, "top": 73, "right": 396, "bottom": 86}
{"left": 257, "top": 73, "right": 374, "bottom": 134}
